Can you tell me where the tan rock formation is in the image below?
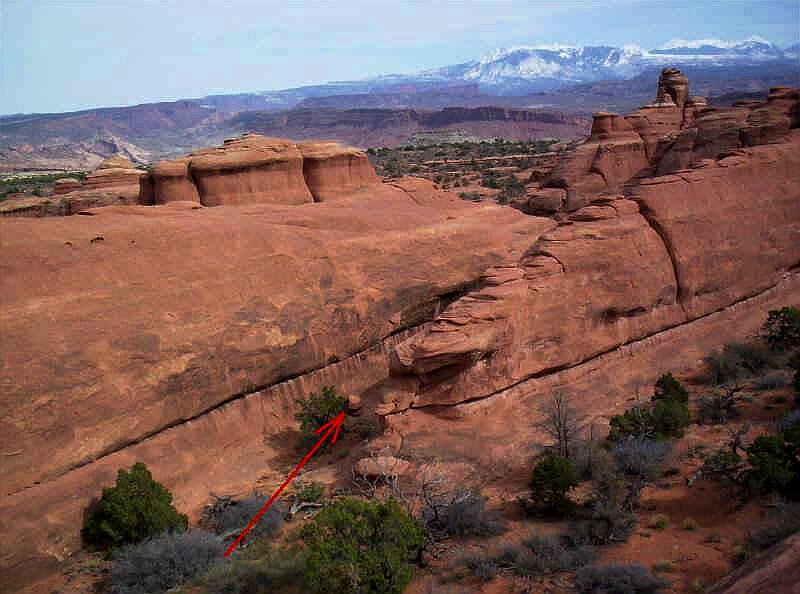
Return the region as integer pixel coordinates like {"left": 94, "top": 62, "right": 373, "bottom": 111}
{"left": 147, "top": 134, "right": 378, "bottom": 207}
{"left": 0, "top": 177, "right": 543, "bottom": 591}
{"left": 299, "top": 141, "right": 379, "bottom": 201}
{"left": 384, "top": 130, "right": 800, "bottom": 412}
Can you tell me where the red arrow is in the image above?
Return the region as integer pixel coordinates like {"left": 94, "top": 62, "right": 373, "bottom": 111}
{"left": 223, "top": 411, "right": 345, "bottom": 557}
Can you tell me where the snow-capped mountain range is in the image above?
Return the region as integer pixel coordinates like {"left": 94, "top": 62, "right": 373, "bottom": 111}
{"left": 411, "top": 36, "right": 795, "bottom": 92}
{"left": 237, "top": 36, "right": 798, "bottom": 109}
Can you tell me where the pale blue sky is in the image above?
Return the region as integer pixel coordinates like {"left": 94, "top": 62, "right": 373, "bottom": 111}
{"left": 1, "top": 0, "right": 798, "bottom": 115}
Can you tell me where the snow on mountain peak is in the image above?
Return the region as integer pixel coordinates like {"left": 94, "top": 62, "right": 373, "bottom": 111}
{"left": 657, "top": 35, "right": 775, "bottom": 51}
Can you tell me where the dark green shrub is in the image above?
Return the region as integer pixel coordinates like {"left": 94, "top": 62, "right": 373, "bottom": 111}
{"left": 725, "top": 342, "right": 774, "bottom": 375}
{"left": 421, "top": 487, "right": 505, "bottom": 539}
{"left": 529, "top": 454, "right": 579, "bottom": 516}
{"left": 300, "top": 498, "right": 424, "bottom": 594}
{"left": 574, "top": 564, "right": 669, "bottom": 594}
{"left": 109, "top": 529, "right": 222, "bottom": 594}
{"left": 210, "top": 494, "right": 284, "bottom": 541}
{"left": 703, "top": 350, "right": 742, "bottom": 385}
{"left": 653, "top": 373, "right": 688, "bottom": 404}
{"left": 762, "top": 307, "right": 800, "bottom": 350}
{"left": 608, "top": 407, "right": 654, "bottom": 442}
{"left": 295, "top": 386, "right": 347, "bottom": 450}
{"left": 651, "top": 398, "right": 690, "bottom": 438}
{"left": 744, "top": 433, "right": 800, "bottom": 498}
{"left": 82, "top": 462, "right": 188, "bottom": 549}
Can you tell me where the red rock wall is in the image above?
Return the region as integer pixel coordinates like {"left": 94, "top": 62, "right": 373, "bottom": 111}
{"left": 0, "top": 178, "right": 544, "bottom": 591}
{"left": 384, "top": 132, "right": 800, "bottom": 412}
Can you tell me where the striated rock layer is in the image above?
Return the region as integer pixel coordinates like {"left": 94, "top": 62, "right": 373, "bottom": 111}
{"left": 1, "top": 77, "right": 799, "bottom": 591}
{"left": 0, "top": 178, "right": 544, "bottom": 591}
{"left": 148, "top": 135, "right": 377, "bottom": 206}
{"left": 383, "top": 131, "right": 800, "bottom": 413}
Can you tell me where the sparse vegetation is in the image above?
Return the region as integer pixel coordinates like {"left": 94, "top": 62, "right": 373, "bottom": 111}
{"left": 573, "top": 564, "right": 669, "bottom": 594}
{"left": 421, "top": 486, "right": 505, "bottom": 540}
{"left": 648, "top": 513, "right": 670, "bottom": 530}
{"left": 109, "top": 529, "right": 223, "bottom": 594}
{"left": 651, "top": 560, "right": 677, "bottom": 573}
{"left": 497, "top": 534, "right": 595, "bottom": 576}
{"left": 209, "top": 493, "right": 284, "bottom": 541}
{"left": 682, "top": 517, "right": 699, "bottom": 531}
{"left": 82, "top": 462, "right": 188, "bottom": 550}
{"left": 538, "top": 392, "right": 586, "bottom": 459}
{"left": 612, "top": 436, "right": 671, "bottom": 479}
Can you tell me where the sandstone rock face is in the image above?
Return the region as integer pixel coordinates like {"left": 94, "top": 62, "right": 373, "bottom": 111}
{"left": 384, "top": 131, "right": 800, "bottom": 412}
{"left": 150, "top": 157, "right": 201, "bottom": 203}
{"left": 299, "top": 141, "right": 379, "bottom": 201}
{"left": 147, "top": 134, "right": 378, "bottom": 207}
{"left": 0, "top": 177, "right": 544, "bottom": 591}
{"left": 515, "top": 74, "right": 800, "bottom": 216}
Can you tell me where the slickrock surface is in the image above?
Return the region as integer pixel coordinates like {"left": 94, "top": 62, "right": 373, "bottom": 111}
{"left": 0, "top": 177, "right": 546, "bottom": 591}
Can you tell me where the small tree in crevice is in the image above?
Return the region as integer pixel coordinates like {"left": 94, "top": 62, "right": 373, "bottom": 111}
{"left": 295, "top": 385, "right": 347, "bottom": 450}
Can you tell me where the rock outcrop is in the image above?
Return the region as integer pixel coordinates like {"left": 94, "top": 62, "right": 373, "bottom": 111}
{"left": 518, "top": 70, "right": 800, "bottom": 215}
{"left": 0, "top": 177, "right": 544, "bottom": 591}
{"left": 1, "top": 76, "right": 799, "bottom": 592}
{"left": 148, "top": 135, "right": 378, "bottom": 206}
{"left": 384, "top": 107, "right": 800, "bottom": 411}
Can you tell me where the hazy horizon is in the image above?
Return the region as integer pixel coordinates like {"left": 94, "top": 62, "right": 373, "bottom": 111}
{"left": 1, "top": 0, "right": 798, "bottom": 115}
